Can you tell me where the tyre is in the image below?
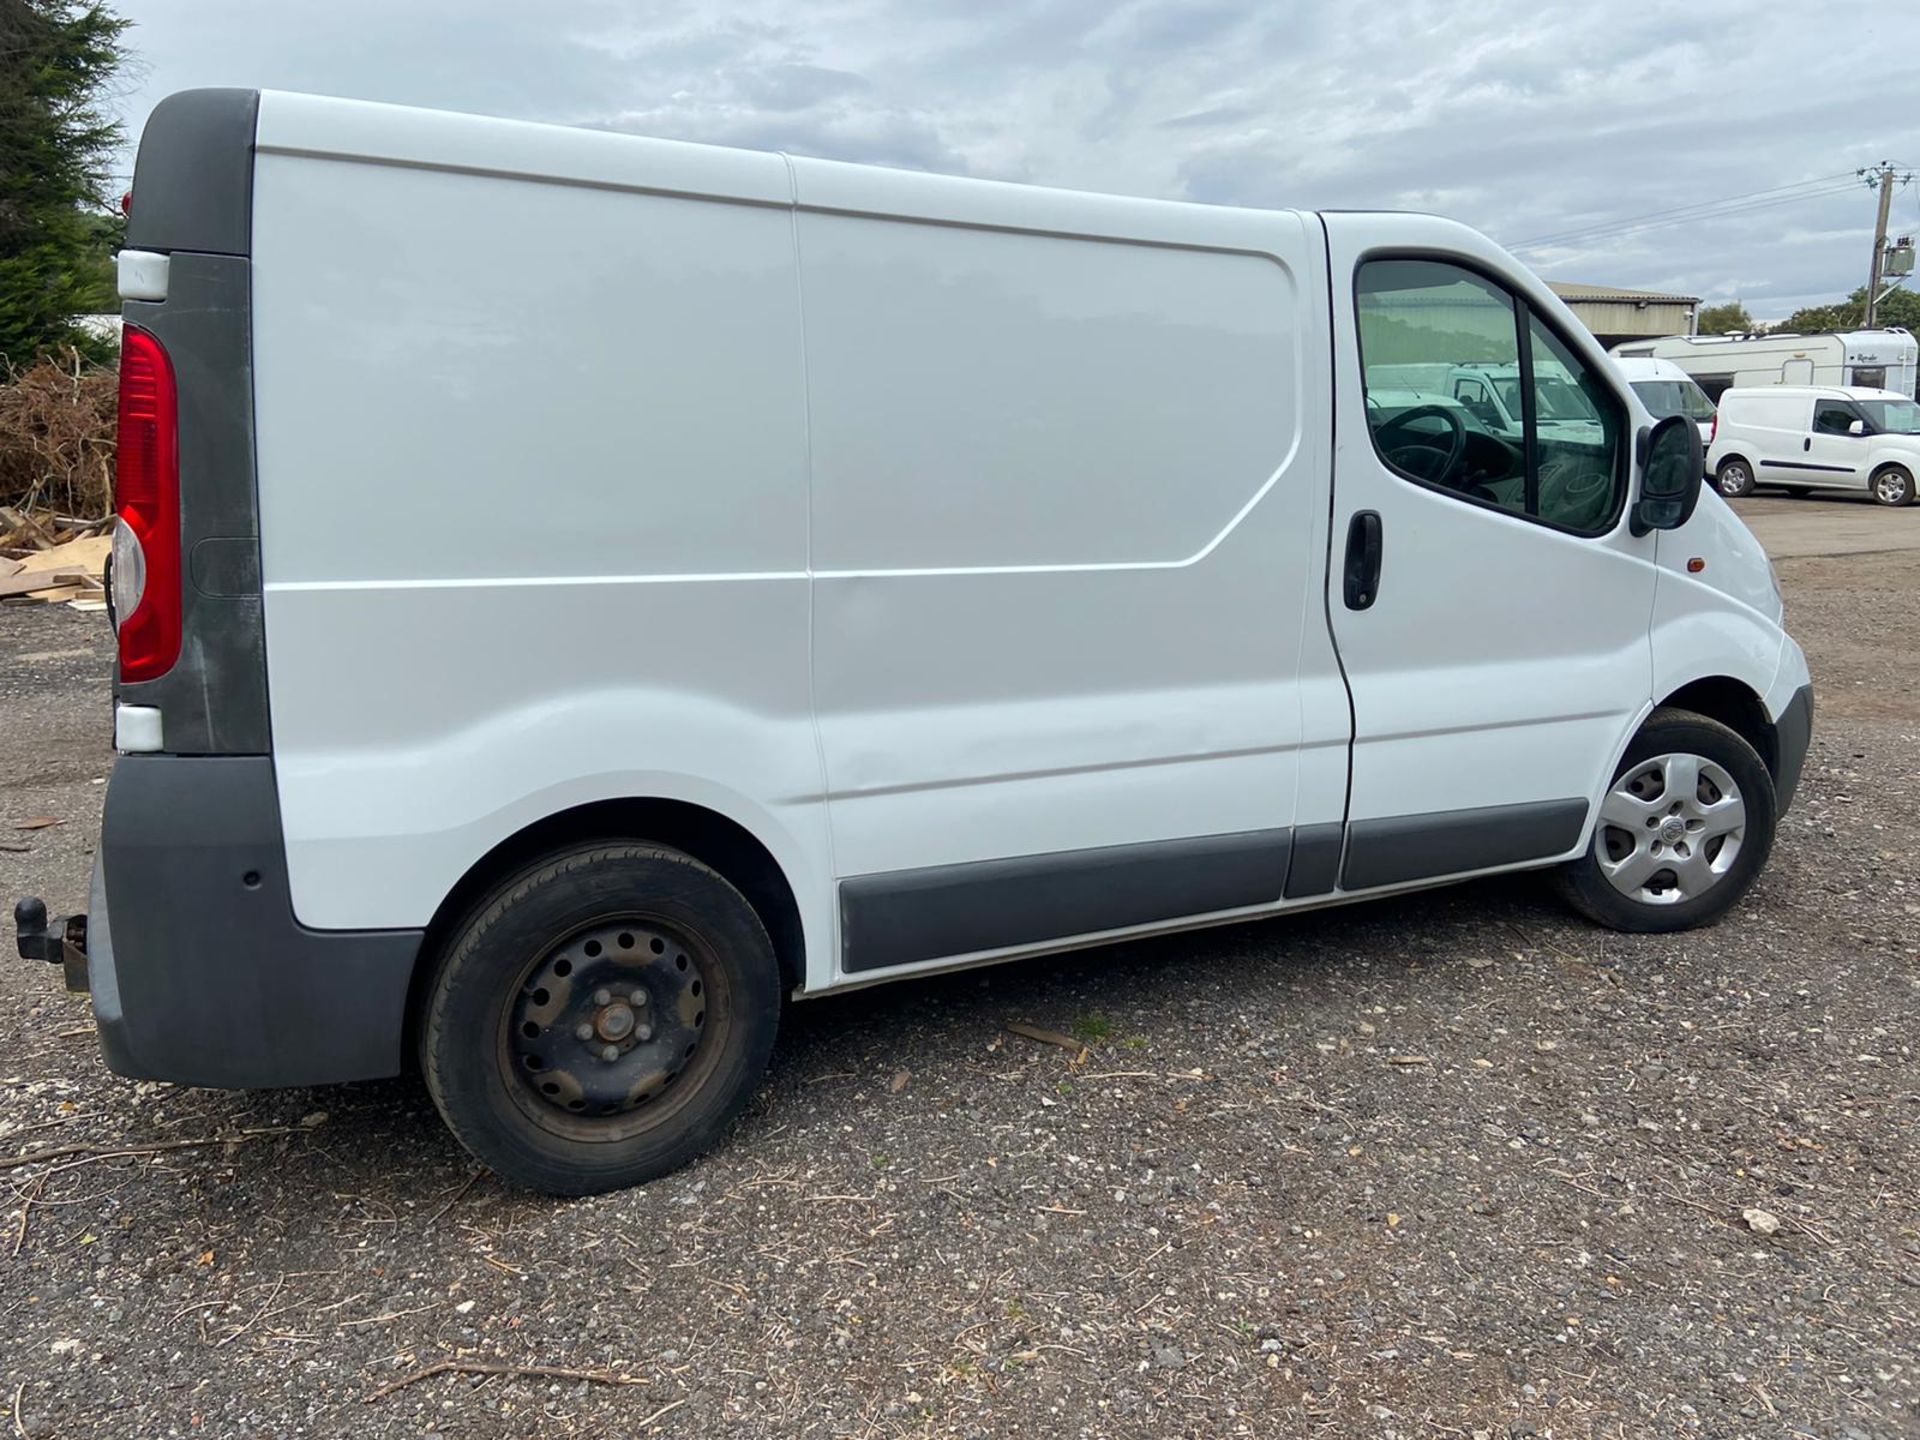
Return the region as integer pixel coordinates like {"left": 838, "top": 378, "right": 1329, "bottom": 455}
{"left": 1553, "top": 708, "right": 1776, "bottom": 934}
{"left": 1872, "top": 465, "right": 1914, "bottom": 507}
{"left": 421, "top": 843, "right": 781, "bottom": 1195}
{"left": 1714, "top": 457, "right": 1755, "bottom": 498}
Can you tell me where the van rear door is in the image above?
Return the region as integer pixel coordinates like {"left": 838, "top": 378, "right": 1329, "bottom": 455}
{"left": 1318, "top": 214, "right": 1657, "bottom": 892}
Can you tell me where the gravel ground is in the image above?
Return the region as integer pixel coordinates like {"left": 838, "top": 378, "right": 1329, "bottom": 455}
{"left": 1, "top": 504, "right": 1916, "bottom": 1439}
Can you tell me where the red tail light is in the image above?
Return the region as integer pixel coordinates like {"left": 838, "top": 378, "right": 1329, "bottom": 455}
{"left": 1709, "top": 410, "right": 1718, "bottom": 445}
{"left": 114, "top": 326, "right": 182, "bottom": 683}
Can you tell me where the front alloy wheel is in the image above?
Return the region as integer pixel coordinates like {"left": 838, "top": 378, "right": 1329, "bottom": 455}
{"left": 1872, "top": 466, "right": 1914, "bottom": 506}
{"left": 1595, "top": 753, "right": 1746, "bottom": 904}
{"left": 1553, "top": 708, "right": 1776, "bottom": 933}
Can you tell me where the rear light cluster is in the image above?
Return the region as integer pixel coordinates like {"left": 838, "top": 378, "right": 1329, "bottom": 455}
{"left": 1709, "top": 410, "right": 1718, "bottom": 445}
{"left": 113, "top": 326, "right": 182, "bottom": 683}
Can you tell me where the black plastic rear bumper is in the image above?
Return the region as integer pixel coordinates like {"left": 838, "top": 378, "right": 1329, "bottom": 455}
{"left": 86, "top": 755, "right": 423, "bottom": 1089}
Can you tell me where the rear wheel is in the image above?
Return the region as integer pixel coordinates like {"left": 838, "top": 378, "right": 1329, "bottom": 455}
{"left": 1554, "top": 709, "right": 1775, "bottom": 933}
{"left": 1872, "top": 465, "right": 1914, "bottom": 507}
{"left": 1715, "top": 457, "right": 1755, "bottom": 498}
{"left": 421, "top": 844, "right": 781, "bottom": 1195}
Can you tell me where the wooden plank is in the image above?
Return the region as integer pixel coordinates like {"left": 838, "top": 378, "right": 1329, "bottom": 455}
{"left": 0, "top": 568, "right": 85, "bottom": 599}
{"left": 0, "top": 556, "right": 21, "bottom": 579}
{"left": 16, "top": 534, "right": 110, "bottom": 578}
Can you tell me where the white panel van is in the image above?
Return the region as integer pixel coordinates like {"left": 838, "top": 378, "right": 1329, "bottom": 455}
{"left": 1706, "top": 386, "right": 1920, "bottom": 505}
{"left": 1613, "top": 356, "right": 1717, "bottom": 446}
{"left": 15, "top": 91, "right": 1813, "bottom": 1194}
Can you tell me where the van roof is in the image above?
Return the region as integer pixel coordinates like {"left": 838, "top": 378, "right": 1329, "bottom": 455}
{"left": 1611, "top": 356, "right": 1694, "bottom": 381}
{"left": 1720, "top": 385, "right": 1910, "bottom": 402}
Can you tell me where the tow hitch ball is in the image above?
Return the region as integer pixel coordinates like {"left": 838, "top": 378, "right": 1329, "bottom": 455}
{"left": 14, "top": 897, "right": 90, "bottom": 993}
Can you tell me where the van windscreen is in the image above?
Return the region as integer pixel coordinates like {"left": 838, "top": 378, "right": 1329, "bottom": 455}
{"left": 1858, "top": 398, "right": 1920, "bottom": 434}
{"left": 1631, "top": 380, "right": 1717, "bottom": 422}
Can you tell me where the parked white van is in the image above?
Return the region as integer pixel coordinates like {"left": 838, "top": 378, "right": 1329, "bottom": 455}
{"left": 15, "top": 91, "right": 1813, "bottom": 1195}
{"left": 1613, "top": 356, "right": 1717, "bottom": 446}
{"left": 1707, "top": 386, "right": 1920, "bottom": 505}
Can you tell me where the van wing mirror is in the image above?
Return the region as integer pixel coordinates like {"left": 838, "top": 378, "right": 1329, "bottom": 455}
{"left": 1631, "top": 414, "right": 1704, "bottom": 535}
{"left": 1848, "top": 418, "right": 1866, "bottom": 436}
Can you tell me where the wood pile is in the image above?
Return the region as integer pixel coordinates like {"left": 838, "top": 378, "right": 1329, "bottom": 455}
{"left": 0, "top": 513, "right": 111, "bottom": 612}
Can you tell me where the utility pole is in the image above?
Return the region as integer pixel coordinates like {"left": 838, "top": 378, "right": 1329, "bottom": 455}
{"left": 1861, "top": 161, "right": 1910, "bottom": 328}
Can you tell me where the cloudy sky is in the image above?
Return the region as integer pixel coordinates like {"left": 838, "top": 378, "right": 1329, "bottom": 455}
{"left": 108, "top": 0, "right": 1919, "bottom": 321}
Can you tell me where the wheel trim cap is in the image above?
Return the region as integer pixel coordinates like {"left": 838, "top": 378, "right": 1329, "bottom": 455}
{"left": 1596, "top": 752, "right": 1746, "bottom": 905}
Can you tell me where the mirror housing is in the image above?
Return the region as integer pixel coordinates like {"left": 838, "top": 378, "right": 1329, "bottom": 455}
{"left": 1631, "top": 414, "right": 1705, "bottom": 535}
{"left": 1848, "top": 418, "right": 1866, "bottom": 436}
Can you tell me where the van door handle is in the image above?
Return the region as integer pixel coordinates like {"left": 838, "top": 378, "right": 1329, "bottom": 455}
{"left": 1343, "top": 511, "right": 1383, "bottom": 610}
{"left": 1804, "top": 437, "right": 1811, "bottom": 451}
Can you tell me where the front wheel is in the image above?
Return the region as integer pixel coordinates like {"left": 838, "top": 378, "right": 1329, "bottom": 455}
{"left": 1872, "top": 465, "right": 1914, "bottom": 507}
{"left": 1554, "top": 709, "right": 1776, "bottom": 933}
{"left": 421, "top": 843, "right": 782, "bottom": 1195}
{"left": 1715, "top": 458, "right": 1755, "bottom": 498}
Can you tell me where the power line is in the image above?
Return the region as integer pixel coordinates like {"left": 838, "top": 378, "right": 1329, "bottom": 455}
{"left": 1511, "top": 171, "right": 1860, "bottom": 249}
{"left": 1512, "top": 181, "right": 1862, "bottom": 254}
{"left": 1513, "top": 171, "right": 1858, "bottom": 247}
{"left": 1541, "top": 182, "right": 1863, "bottom": 245}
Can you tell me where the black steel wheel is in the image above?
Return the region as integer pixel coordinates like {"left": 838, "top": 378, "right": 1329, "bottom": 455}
{"left": 422, "top": 843, "right": 781, "bottom": 1195}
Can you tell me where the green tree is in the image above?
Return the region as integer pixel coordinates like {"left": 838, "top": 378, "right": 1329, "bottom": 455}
{"left": 0, "top": 0, "right": 129, "bottom": 367}
{"left": 1697, "top": 300, "right": 1754, "bottom": 334}
{"left": 1780, "top": 284, "right": 1920, "bottom": 334}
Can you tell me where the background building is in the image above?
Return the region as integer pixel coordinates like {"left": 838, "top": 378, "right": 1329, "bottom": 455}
{"left": 1548, "top": 281, "right": 1700, "bottom": 349}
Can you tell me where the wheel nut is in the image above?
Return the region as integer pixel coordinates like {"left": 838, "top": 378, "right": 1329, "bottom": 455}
{"left": 600, "top": 1044, "right": 621, "bottom": 1062}
{"left": 593, "top": 988, "right": 612, "bottom": 1006}
{"left": 574, "top": 1022, "right": 594, "bottom": 1041}
{"left": 636, "top": 1024, "right": 653, "bottom": 1042}
{"left": 631, "top": 989, "right": 649, "bottom": 1006}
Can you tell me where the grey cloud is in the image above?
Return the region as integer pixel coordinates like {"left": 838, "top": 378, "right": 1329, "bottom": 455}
{"left": 735, "top": 63, "right": 871, "bottom": 112}
{"left": 112, "top": 0, "right": 1920, "bottom": 320}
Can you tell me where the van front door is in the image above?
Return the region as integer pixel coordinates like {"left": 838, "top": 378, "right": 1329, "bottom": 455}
{"left": 1804, "top": 399, "right": 1871, "bottom": 487}
{"left": 1319, "top": 219, "right": 1658, "bottom": 893}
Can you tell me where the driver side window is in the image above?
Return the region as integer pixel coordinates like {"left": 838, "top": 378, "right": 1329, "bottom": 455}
{"left": 1356, "top": 258, "right": 1625, "bottom": 536}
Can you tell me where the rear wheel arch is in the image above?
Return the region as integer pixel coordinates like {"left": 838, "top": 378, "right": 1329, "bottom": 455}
{"left": 1714, "top": 454, "right": 1755, "bottom": 494}
{"left": 407, "top": 798, "right": 806, "bottom": 1055}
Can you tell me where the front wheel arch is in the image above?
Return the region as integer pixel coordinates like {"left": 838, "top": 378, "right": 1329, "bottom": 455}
{"left": 1870, "top": 463, "right": 1914, "bottom": 506}
{"left": 1556, "top": 706, "right": 1777, "bottom": 932}
{"left": 1655, "top": 676, "right": 1777, "bottom": 783}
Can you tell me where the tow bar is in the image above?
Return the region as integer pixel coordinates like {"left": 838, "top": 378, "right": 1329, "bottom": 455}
{"left": 14, "top": 897, "right": 90, "bottom": 993}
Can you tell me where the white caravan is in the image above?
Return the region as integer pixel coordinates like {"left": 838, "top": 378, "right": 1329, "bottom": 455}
{"left": 15, "top": 91, "right": 1812, "bottom": 1195}
{"left": 1612, "top": 356, "right": 1717, "bottom": 446}
{"left": 1707, "top": 386, "right": 1920, "bottom": 505}
{"left": 1612, "top": 330, "right": 1918, "bottom": 401}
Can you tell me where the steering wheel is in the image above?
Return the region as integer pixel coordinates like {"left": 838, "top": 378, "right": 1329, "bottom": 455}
{"left": 1376, "top": 404, "right": 1467, "bottom": 484}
